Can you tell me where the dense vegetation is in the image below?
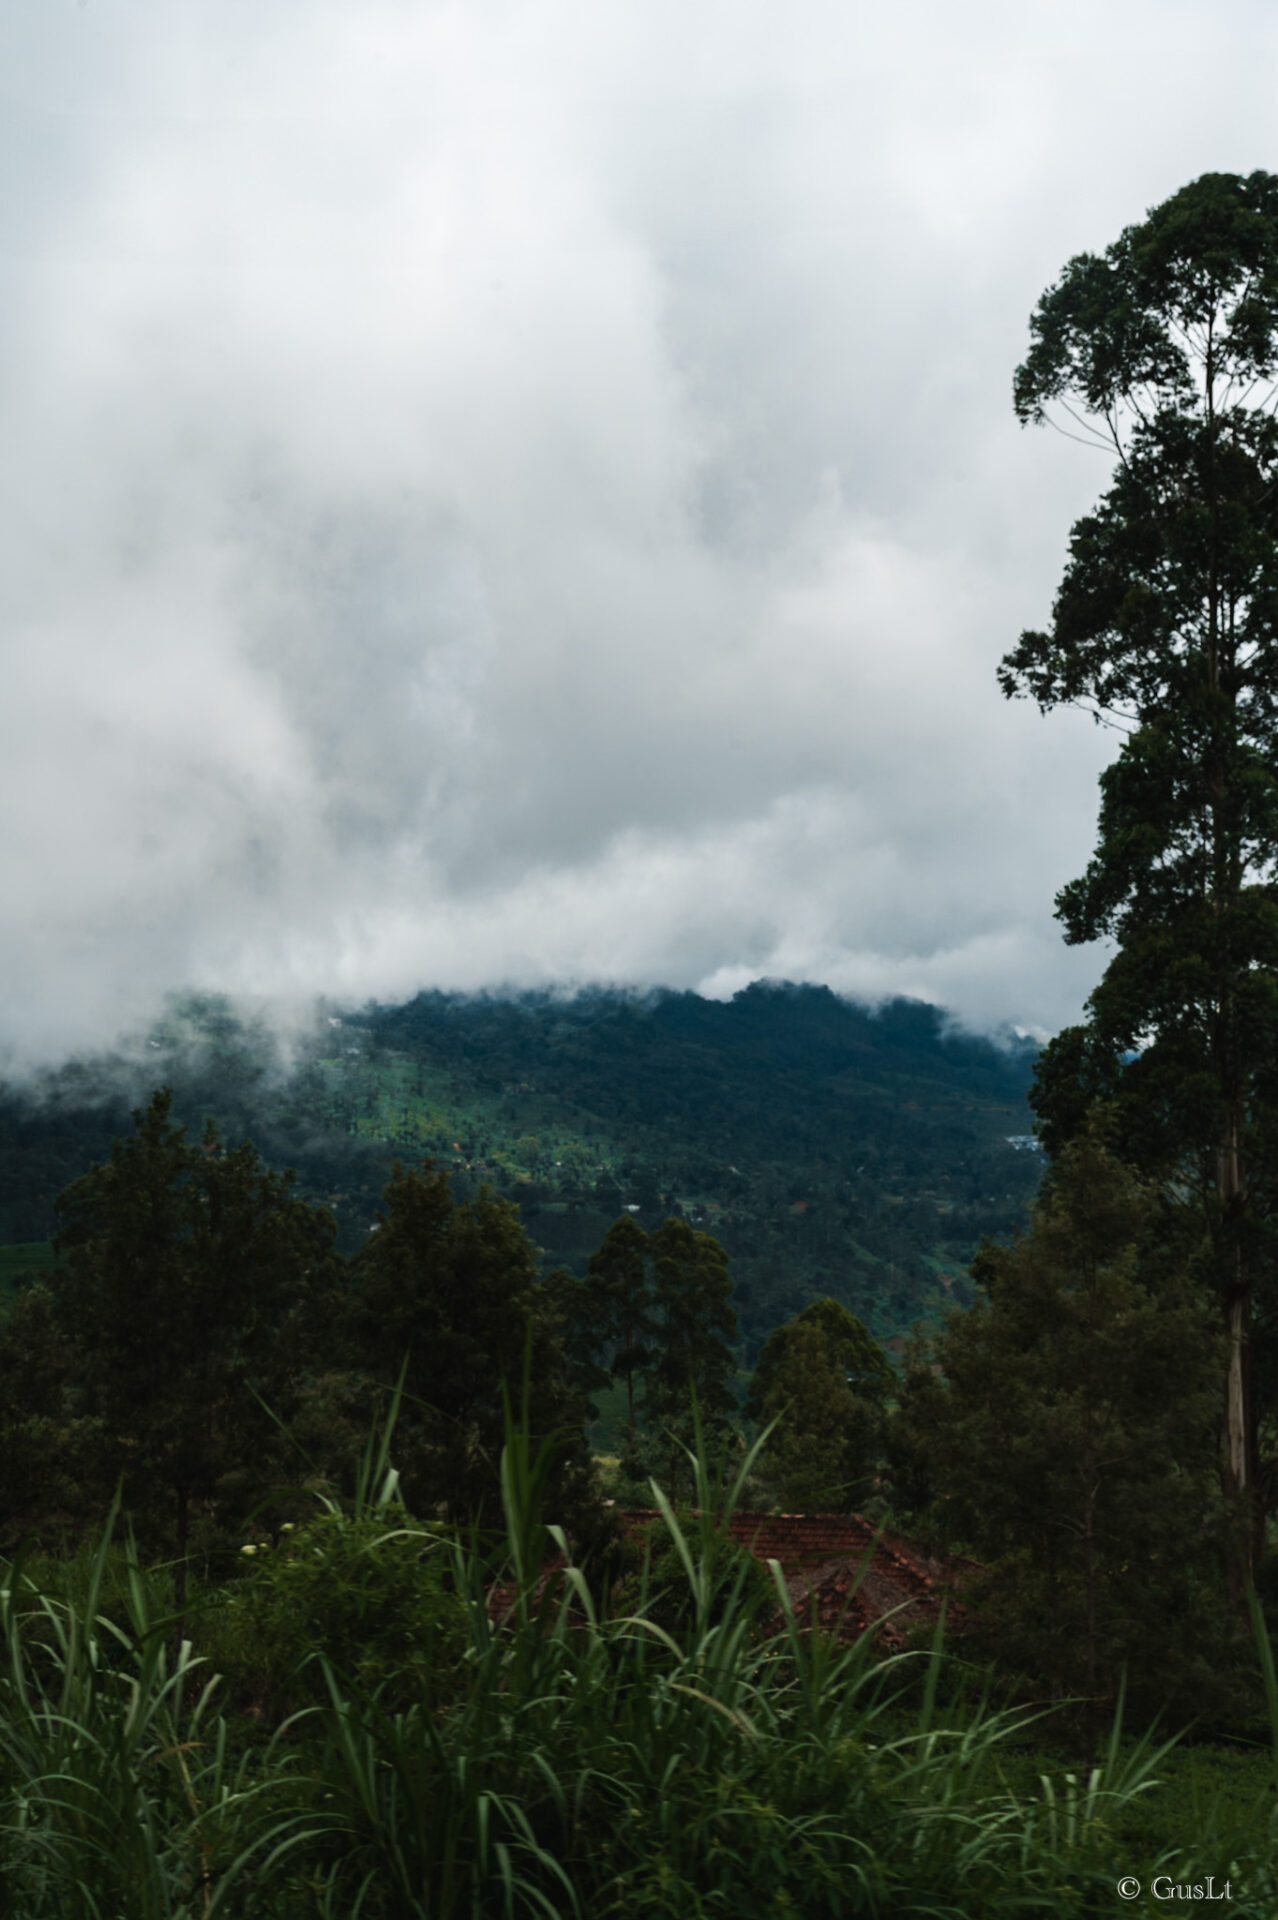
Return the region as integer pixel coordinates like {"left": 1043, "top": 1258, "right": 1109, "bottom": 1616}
{"left": 0, "top": 980, "right": 1042, "bottom": 1354}
{"left": 0, "top": 989, "right": 1271, "bottom": 1895}
{"left": 4, "top": 1407, "right": 1278, "bottom": 1917}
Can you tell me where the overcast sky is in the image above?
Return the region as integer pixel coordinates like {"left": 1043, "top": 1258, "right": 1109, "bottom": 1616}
{"left": 3, "top": 0, "right": 1274, "bottom": 1065}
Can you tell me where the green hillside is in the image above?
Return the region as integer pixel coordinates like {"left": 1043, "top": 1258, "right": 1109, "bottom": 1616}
{"left": 0, "top": 983, "right": 1041, "bottom": 1350}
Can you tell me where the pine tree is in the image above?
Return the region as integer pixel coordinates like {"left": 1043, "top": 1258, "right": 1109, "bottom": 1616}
{"left": 353, "top": 1163, "right": 588, "bottom": 1523}
{"left": 52, "top": 1089, "right": 335, "bottom": 1607}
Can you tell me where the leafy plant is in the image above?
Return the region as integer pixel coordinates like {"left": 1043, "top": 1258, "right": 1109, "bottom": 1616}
{"left": 216, "top": 1511, "right": 468, "bottom": 1721}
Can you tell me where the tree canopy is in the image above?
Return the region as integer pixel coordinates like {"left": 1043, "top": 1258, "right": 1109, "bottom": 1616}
{"left": 585, "top": 1212, "right": 653, "bottom": 1446}
{"left": 746, "top": 1298, "right": 892, "bottom": 1512}
{"left": 350, "top": 1162, "right": 589, "bottom": 1524}
{"left": 897, "top": 1127, "right": 1227, "bottom": 1727}
{"left": 51, "top": 1089, "right": 337, "bottom": 1604}
{"left": 646, "top": 1219, "right": 739, "bottom": 1417}
{"left": 1001, "top": 171, "right": 1278, "bottom": 1564}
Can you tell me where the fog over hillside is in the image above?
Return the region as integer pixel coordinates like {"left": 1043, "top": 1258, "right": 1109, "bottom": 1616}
{"left": 3, "top": 2, "right": 1273, "bottom": 1063}
{"left": 0, "top": 981, "right": 1042, "bottom": 1344}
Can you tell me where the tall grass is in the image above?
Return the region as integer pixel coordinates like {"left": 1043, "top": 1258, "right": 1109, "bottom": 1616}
{"left": 3, "top": 1415, "right": 1276, "bottom": 1915}
{"left": 0, "top": 1496, "right": 320, "bottom": 1917}
{"left": 296, "top": 1414, "right": 1172, "bottom": 1917}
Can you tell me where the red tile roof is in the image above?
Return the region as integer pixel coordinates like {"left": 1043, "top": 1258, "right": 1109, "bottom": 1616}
{"left": 486, "top": 1511, "right": 974, "bottom": 1650}
{"left": 617, "top": 1509, "right": 976, "bottom": 1649}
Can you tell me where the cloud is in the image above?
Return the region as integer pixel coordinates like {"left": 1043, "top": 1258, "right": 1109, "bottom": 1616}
{"left": 0, "top": 0, "right": 1269, "bottom": 1063}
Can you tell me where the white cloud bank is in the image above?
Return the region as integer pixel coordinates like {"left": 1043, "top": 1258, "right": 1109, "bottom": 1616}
{"left": 2, "top": 0, "right": 1272, "bottom": 1063}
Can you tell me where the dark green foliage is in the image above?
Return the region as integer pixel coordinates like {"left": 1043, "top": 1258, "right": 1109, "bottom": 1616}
{"left": 348, "top": 1161, "right": 593, "bottom": 1526}
{"left": 0, "top": 1091, "right": 131, "bottom": 1244}
{"left": 0, "top": 982, "right": 1040, "bottom": 1345}
{"left": 0, "top": 1103, "right": 625, "bottom": 1560}
{"left": 4, "top": 1412, "right": 1277, "bottom": 1916}
{"left": 747, "top": 1294, "right": 895, "bottom": 1415}
{"left": 363, "top": 982, "right": 1040, "bottom": 1341}
{"left": 884, "top": 1327, "right": 949, "bottom": 1521}
{"left": 1002, "top": 171, "right": 1278, "bottom": 1562}
{"left": 747, "top": 1298, "right": 893, "bottom": 1511}
{"left": 0, "top": 1280, "right": 72, "bottom": 1431}
{"left": 585, "top": 1212, "right": 653, "bottom": 1444}
{"left": 756, "top": 1319, "right": 880, "bottom": 1512}
{"left": 647, "top": 1217, "right": 738, "bottom": 1411}
{"left": 533, "top": 1261, "right": 613, "bottom": 1421}
{"left": 902, "top": 1127, "right": 1233, "bottom": 1727}
{"left": 0, "top": 1508, "right": 313, "bottom": 1918}
{"left": 645, "top": 1217, "right": 740, "bottom": 1482}
{"left": 0, "top": 1241, "right": 54, "bottom": 1327}
{"left": 1011, "top": 170, "right": 1278, "bottom": 431}
{"left": 0, "top": 1283, "right": 99, "bottom": 1548}
{"left": 216, "top": 1510, "right": 468, "bottom": 1717}
{"left": 43, "top": 1090, "right": 337, "bottom": 1599}
{"left": 574, "top": 1213, "right": 743, "bottom": 1474}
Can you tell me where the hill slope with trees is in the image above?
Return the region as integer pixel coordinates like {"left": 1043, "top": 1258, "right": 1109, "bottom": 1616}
{"left": 0, "top": 981, "right": 1041, "bottom": 1348}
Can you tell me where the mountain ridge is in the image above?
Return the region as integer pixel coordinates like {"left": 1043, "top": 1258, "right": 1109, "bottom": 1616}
{"left": 0, "top": 981, "right": 1042, "bottom": 1347}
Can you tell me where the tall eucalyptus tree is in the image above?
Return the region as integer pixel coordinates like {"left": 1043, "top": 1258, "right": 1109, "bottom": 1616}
{"left": 1002, "top": 172, "right": 1278, "bottom": 1569}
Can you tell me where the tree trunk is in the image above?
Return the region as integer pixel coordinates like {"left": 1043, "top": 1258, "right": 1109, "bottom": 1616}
{"left": 1217, "top": 1103, "right": 1259, "bottom": 1588}
{"left": 1083, "top": 1484, "right": 1097, "bottom": 1704}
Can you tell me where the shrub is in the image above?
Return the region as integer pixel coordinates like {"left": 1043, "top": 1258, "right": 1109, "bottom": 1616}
{"left": 217, "top": 1509, "right": 468, "bottom": 1717}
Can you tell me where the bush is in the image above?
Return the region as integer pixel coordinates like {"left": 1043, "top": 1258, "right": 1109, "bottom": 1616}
{"left": 215, "top": 1509, "right": 468, "bottom": 1717}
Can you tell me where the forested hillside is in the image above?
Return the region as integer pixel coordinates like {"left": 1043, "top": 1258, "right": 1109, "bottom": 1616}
{"left": 0, "top": 981, "right": 1040, "bottom": 1347}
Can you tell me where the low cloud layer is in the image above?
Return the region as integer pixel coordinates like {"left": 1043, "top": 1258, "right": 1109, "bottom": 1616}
{"left": 3, "top": 0, "right": 1271, "bottom": 1064}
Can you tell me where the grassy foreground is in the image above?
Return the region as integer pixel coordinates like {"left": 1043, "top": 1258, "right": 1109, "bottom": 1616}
{"left": 1, "top": 1420, "right": 1276, "bottom": 1917}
